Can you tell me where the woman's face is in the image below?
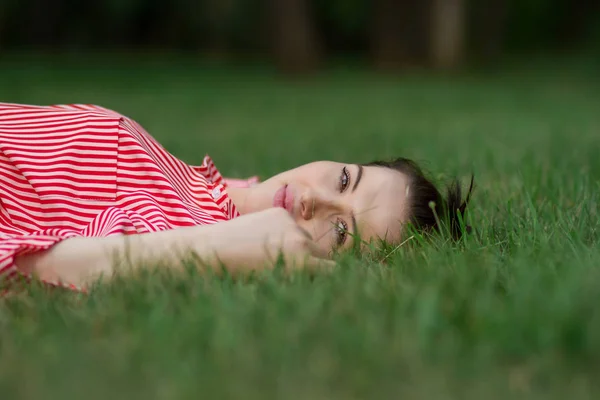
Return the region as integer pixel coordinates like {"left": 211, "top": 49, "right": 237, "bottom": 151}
{"left": 240, "top": 161, "right": 411, "bottom": 255}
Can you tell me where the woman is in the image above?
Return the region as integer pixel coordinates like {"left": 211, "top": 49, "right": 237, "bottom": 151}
{"left": 0, "top": 102, "right": 473, "bottom": 291}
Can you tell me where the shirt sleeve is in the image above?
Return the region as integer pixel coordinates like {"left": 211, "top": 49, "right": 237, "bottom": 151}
{"left": 0, "top": 204, "right": 139, "bottom": 292}
{"left": 0, "top": 230, "right": 82, "bottom": 290}
{"left": 0, "top": 102, "right": 125, "bottom": 292}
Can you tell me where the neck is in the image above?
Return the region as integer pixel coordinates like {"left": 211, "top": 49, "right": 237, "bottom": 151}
{"left": 227, "top": 186, "right": 253, "bottom": 215}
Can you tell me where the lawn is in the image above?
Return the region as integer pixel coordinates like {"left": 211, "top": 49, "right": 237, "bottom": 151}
{"left": 1, "top": 54, "right": 599, "bottom": 399}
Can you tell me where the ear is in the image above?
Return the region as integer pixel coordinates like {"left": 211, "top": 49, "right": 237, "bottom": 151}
{"left": 458, "top": 174, "right": 475, "bottom": 215}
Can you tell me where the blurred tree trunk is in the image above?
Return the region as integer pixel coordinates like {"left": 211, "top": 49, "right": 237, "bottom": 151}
{"left": 27, "top": 0, "right": 64, "bottom": 49}
{"left": 370, "top": 0, "right": 414, "bottom": 70}
{"left": 204, "top": 0, "right": 236, "bottom": 59}
{"left": 470, "top": 0, "right": 508, "bottom": 64}
{"left": 429, "top": 0, "right": 466, "bottom": 69}
{"left": 0, "top": 2, "right": 5, "bottom": 52}
{"left": 558, "top": 0, "right": 600, "bottom": 46}
{"left": 270, "top": 0, "right": 320, "bottom": 74}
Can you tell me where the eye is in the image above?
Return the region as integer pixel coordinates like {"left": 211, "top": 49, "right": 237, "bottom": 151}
{"left": 335, "top": 218, "right": 348, "bottom": 246}
{"left": 338, "top": 166, "right": 350, "bottom": 193}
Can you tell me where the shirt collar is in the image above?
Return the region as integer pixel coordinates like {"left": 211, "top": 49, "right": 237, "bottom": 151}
{"left": 197, "top": 155, "right": 240, "bottom": 219}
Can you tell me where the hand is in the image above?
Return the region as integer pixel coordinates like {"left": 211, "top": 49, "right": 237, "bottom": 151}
{"left": 13, "top": 208, "right": 335, "bottom": 288}
{"left": 206, "top": 207, "right": 335, "bottom": 273}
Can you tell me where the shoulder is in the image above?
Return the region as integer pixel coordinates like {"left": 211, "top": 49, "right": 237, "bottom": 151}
{"left": 0, "top": 103, "right": 126, "bottom": 147}
{"left": 47, "top": 104, "right": 130, "bottom": 120}
{"left": 0, "top": 102, "right": 130, "bottom": 121}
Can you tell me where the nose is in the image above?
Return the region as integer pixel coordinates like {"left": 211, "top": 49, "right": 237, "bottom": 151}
{"left": 299, "top": 189, "right": 341, "bottom": 220}
{"left": 300, "top": 195, "right": 313, "bottom": 220}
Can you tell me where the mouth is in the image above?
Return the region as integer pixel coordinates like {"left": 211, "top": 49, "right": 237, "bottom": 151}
{"left": 273, "top": 184, "right": 294, "bottom": 213}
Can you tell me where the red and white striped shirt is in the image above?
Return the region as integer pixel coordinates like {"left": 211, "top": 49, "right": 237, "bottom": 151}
{"left": 0, "top": 103, "right": 257, "bottom": 290}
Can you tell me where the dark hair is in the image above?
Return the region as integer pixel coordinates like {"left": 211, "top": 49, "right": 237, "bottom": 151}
{"left": 365, "top": 158, "right": 474, "bottom": 241}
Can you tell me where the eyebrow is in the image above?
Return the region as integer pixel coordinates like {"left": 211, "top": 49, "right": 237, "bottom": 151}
{"left": 352, "top": 164, "right": 363, "bottom": 192}
{"left": 349, "top": 164, "right": 363, "bottom": 243}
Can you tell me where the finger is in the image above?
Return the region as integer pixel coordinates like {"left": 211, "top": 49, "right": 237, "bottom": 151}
{"left": 296, "top": 226, "right": 313, "bottom": 240}
{"left": 294, "top": 226, "right": 331, "bottom": 259}
{"left": 301, "top": 256, "right": 336, "bottom": 274}
{"left": 303, "top": 236, "right": 332, "bottom": 260}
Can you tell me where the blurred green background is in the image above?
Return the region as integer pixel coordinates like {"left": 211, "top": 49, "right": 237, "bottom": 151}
{"left": 2, "top": 2, "right": 600, "bottom": 400}
{"left": 1, "top": 0, "right": 599, "bottom": 71}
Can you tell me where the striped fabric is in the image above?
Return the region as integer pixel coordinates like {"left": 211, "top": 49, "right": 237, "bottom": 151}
{"left": 0, "top": 102, "right": 254, "bottom": 290}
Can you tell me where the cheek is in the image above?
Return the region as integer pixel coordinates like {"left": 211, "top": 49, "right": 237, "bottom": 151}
{"left": 289, "top": 162, "right": 335, "bottom": 186}
{"left": 293, "top": 169, "right": 322, "bottom": 186}
{"left": 296, "top": 219, "right": 334, "bottom": 251}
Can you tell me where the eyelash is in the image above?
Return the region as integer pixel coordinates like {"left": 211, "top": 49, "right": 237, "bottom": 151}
{"left": 335, "top": 218, "right": 348, "bottom": 246}
{"left": 339, "top": 166, "right": 350, "bottom": 193}
{"left": 335, "top": 166, "right": 350, "bottom": 246}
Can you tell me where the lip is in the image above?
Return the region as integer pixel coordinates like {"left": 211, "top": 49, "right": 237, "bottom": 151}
{"left": 273, "top": 184, "right": 294, "bottom": 213}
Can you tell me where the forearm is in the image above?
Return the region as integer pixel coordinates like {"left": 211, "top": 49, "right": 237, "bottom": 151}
{"left": 12, "top": 208, "right": 331, "bottom": 289}
{"left": 14, "top": 225, "right": 228, "bottom": 288}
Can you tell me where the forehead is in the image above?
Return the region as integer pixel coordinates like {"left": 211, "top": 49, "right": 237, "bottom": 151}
{"left": 353, "top": 166, "right": 410, "bottom": 244}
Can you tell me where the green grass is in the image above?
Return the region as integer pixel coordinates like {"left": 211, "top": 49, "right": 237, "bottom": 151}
{"left": 1, "top": 54, "right": 600, "bottom": 399}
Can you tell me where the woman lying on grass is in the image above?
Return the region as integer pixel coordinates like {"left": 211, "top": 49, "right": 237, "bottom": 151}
{"left": 0, "top": 102, "right": 473, "bottom": 291}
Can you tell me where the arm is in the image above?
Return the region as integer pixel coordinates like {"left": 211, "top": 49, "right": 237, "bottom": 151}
{"left": 14, "top": 208, "right": 332, "bottom": 289}
{"left": 15, "top": 224, "right": 221, "bottom": 288}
